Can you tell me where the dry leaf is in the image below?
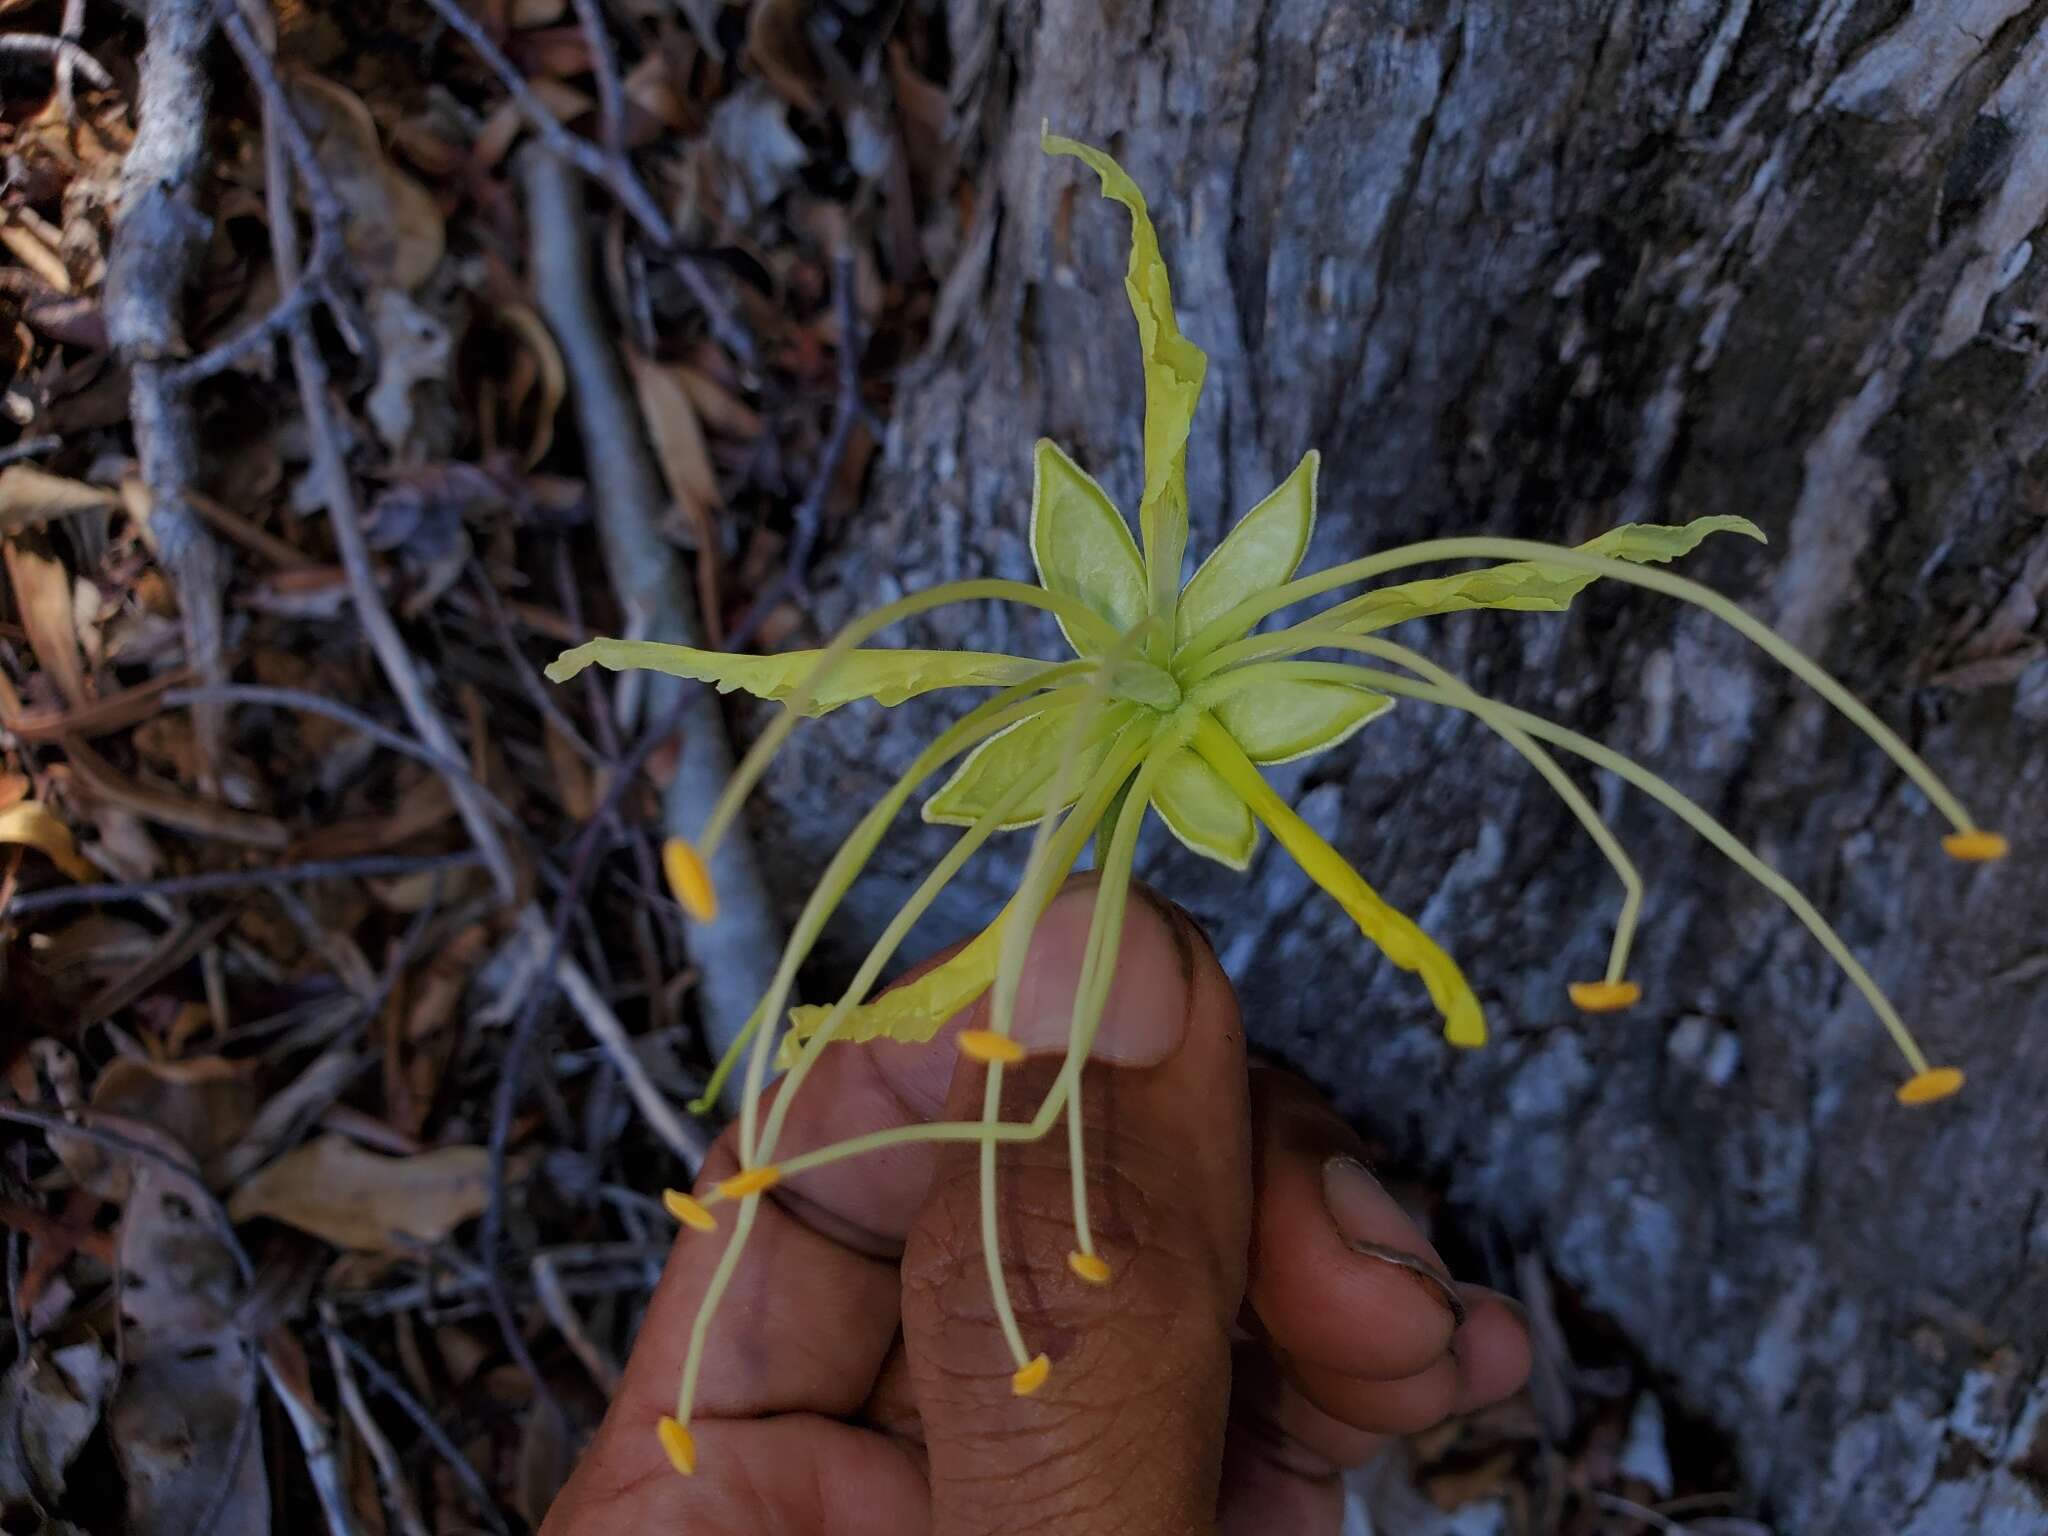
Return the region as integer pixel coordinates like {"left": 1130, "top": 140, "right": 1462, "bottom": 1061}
{"left": 0, "top": 801, "right": 94, "bottom": 880}
{"left": 92, "top": 1056, "right": 259, "bottom": 1168}
{"left": 0, "top": 463, "right": 119, "bottom": 535}
{"left": 627, "top": 350, "right": 724, "bottom": 632}
{"left": 64, "top": 735, "right": 289, "bottom": 849}
{"left": 294, "top": 76, "right": 446, "bottom": 292}
{"left": 494, "top": 303, "right": 567, "bottom": 468}
{"left": 4, "top": 537, "right": 89, "bottom": 706}
{"left": 228, "top": 1135, "right": 502, "bottom": 1252}
{"left": 0, "top": 772, "right": 26, "bottom": 810}
{"left": 745, "top": 0, "right": 823, "bottom": 114}
{"left": 677, "top": 363, "right": 763, "bottom": 437}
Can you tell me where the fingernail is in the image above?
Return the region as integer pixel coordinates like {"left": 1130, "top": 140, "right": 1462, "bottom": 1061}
{"left": 1322, "top": 1155, "right": 1467, "bottom": 1331}
{"left": 1009, "top": 881, "right": 1188, "bottom": 1065}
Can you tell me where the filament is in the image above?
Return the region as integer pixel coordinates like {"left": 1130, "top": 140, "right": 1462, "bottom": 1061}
{"left": 1174, "top": 537, "right": 1986, "bottom": 838}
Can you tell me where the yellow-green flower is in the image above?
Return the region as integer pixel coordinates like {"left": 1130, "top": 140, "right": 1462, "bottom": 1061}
{"left": 546, "top": 130, "right": 2004, "bottom": 1475}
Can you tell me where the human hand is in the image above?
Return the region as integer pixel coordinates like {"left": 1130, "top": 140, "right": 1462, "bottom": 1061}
{"left": 542, "top": 881, "right": 1529, "bottom": 1535}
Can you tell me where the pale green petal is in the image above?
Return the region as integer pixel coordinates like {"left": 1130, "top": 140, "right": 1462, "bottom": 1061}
{"left": 1043, "top": 129, "right": 1207, "bottom": 615}
{"left": 777, "top": 924, "right": 998, "bottom": 1065}
{"left": 1334, "top": 516, "right": 1766, "bottom": 633}
{"left": 1215, "top": 676, "right": 1394, "bottom": 764}
{"left": 1150, "top": 748, "right": 1258, "bottom": 869}
{"left": 1030, "top": 439, "right": 1147, "bottom": 651}
{"left": 546, "top": 638, "right": 1047, "bottom": 715}
{"left": 1176, "top": 452, "right": 1319, "bottom": 647}
{"left": 923, "top": 698, "right": 1132, "bottom": 829}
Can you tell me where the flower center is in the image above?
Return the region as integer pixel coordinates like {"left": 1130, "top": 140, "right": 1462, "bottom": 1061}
{"left": 1107, "top": 656, "right": 1182, "bottom": 712}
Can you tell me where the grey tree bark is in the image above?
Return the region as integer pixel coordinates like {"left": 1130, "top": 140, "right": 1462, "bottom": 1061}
{"left": 752, "top": 2, "right": 2048, "bottom": 1530}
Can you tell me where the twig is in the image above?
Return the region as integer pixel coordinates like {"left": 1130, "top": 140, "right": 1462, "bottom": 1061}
{"left": 726, "top": 248, "right": 863, "bottom": 644}
{"left": 0, "top": 1105, "right": 253, "bottom": 1286}
{"left": 467, "top": 568, "right": 602, "bottom": 769}
{"left": 103, "top": 0, "right": 229, "bottom": 782}
{"left": 1, "top": 850, "right": 488, "bottom": 916}
{"left": 321, "top": 1323, "right": 514, "bottom": 1536}
{"left": 519, "top": 905, "right": 710, "bottom": 1173}
{"left": 254, "top": 77, "right": 519, "bottom": 905}
{"left": 184, "top": 1351, "right": 261, "bottom": 1536}
{"left": 525, "top": 147, "right": 784, "bottom": 1087}
{"left": 259, "top": 1337, "right": 362, "bottom": 1536}
{"left": 54, "top": 0, "right": 88, "bottom": 113}
{"left": 532, "top": 1251, "right": 619, "bottom": 1394}
{"left": 569, "top": 0, "right": 627, "bottom": 162}
{"left": 164, "top": 683, "right": 523, "bottom": 828}
{"left": 0, "top": 435, "right": 61, "bottom": 469}
{"left": 0, "top": 31, "right": 113, "bottom": 89}
{"left": 322, "top": 1325, "right": 431, "bottom": 1536}
{"left": 425, "top": 0, "right": 756, "bottom": 366}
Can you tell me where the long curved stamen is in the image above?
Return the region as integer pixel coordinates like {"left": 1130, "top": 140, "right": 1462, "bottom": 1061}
{"left": 1062, "top": 742, "right": 1170, "bottom": 1273}
{"left": 971, "top": 633, "right": 1157, "bottom": 1377}
{"left": 697, "top": 578, "right": 1122, "bottom": 864}
{"left": 673, "top": 709, "right": 1141, "bottom": 1434}
{"left": 691, "top": 665, "right": 1096, "bottom": 1114}
{"left": 756, "top": 733, "right": 1155, "bottom": 1181}
{"left": 1175, "top": 538, "right": 1994, "bottom": 845}
{"left": 1191, "top": 652, "right": 1645, "bottom": 989}
{"left": 1253, "top": 650, "right": 1956, "bottom": 1087}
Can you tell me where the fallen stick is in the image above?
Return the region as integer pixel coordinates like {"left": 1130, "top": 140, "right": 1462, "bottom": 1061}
{"left": 523, "top": 146, "right": 784, "bottom": 1092}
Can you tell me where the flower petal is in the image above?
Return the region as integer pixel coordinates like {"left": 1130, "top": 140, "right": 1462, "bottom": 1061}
{"left": 1150, "top": 748, "right": 1258, "bottom": 869}
{"left": 1213, "top": 673, "right": 1394, "bottom": 765}
{"left": 778, "top": 921, "right": 1000, "bottom": 1064}
{"left": 923, "top": 697, "right": 1135, "bottom": 829}
{"left": 1030, "top": 439, "right": 1148, "bottom": 651}
{"left": 1334, "top": 515, "right": 1765, "bottom": 633}
{"left": 1042, "top": 129, "right": 1208, "bottom": 614}
{"left": 1191, "top": 715, "right": 1487, "bottom": 1046}
{"left": 545, "top": 638, "right": 1047, "bottom": 715}
{"left": 1176, "top": 451, "right": 1318, "bottom": 648}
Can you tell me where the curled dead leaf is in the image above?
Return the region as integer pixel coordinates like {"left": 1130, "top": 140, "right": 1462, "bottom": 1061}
{"left": 0, "top": 463, "right": 119, "bottom": 535}
{"left": 228, "top": 1134, "right": 518, "bottom": 1253}
{"left": 0, "top": 800, "right": 94, "bottom": 880}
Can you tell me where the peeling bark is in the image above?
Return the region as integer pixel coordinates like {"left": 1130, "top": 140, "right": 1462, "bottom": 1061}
{"left": 756, "top": 1, "right": 2048, "bottom": 1529}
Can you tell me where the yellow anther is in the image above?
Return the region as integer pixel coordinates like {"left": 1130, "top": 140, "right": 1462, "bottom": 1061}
{"left": 1895, "top": 1067, "right": 1965, "bottom": 1106}
{"left": 662, "top": 837, "right": 719, "bottom": 922}
{"left": 957, "top": 1028, "right": 1027, "bottom": 1065}
{"left": 1569, "top": 979, "right": 1642, "bottom": 1013}
{"left": 656, "top": 1415, "right": 697, "bottom": 1477}
{"left": 1942, "top": 830, "right": 2008, "bottom": 863}
{"left": 1011, "top": 1353, "right": 1051, "bottom": 1396}
{"left": 714, "top": 1165, "right": 782, "bottom": 1201}
{"left": 662, "top": 1188, "right": 717, "bottom": 1232}
{"left": 1068, "top": 1251, "right": 1111, "bottom": 1285}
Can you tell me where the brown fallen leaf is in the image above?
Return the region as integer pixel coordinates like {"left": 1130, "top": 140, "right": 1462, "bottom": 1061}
{"left": 63, "top": 734, "right": 290, "bottom": 849}
{"left": 627, "top": 350, "right": 725, "bottom": 637}
{"left": 0, "top": 463, "right": 119, "bottom": 535}
{"left": 0, "top": 800, "right": 94, "bottom": 880}
{"left": 227, "top": 1135, "right": 504, "bottom": 1252}
{"left": 4, "top": 535, "right": 90, "bottom": 707}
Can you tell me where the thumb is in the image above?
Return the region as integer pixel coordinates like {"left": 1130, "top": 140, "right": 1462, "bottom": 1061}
{"left": 900, "top": 882, "right": 1252, "bottom": 1535}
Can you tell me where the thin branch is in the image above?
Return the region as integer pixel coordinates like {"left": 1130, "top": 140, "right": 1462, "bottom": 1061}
{"left": 569, "top": 0, "right": 627, "bottom": 162}
{"left": 532, "top": 1251, "right": 619, "bottom": 1394}
{"left": 164, "top": 683, "right": 524, "bottom": 829}
{"left": 255, "top": 82, "right": 519, "bottom": 904}
{"left": 259, "top": 1338, "right": 362, "bottom": 1536}
{"left": 727, "top": 248, "right": 863, "bottom": 644}
{"left": 1, "top": 850, "right": 488, "bottom": 916}
{"left": 322, "top": 1325, "right": 430, "bottom": 1536}
{"left": 321, "top": 1322, "right": 513, "bottom": 1536}
{"left": 525, "top": 147, "right": 784, "bottom": 1089}
{"left": 103, "top": 0, "right": 228, "bottom": 781}
{"left": 0, "top": 31, "right": 114, "bottom": 89}
{"left": 0, "top": 434, "right": 61, "bottom": 469}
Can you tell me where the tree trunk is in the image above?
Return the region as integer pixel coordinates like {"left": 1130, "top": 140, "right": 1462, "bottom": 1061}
{"left": 759, "top": 2, "right": 2048, "bottom": 1529}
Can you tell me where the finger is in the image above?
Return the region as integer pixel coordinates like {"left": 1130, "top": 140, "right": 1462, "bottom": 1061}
{"left": 1281, "top": 1289, "right": 1529, "bottom": 1437}
{"left": 553, "top": 881, "right": 1193, "bottom": 1527}
{"left": 1230, "top": 1340, "right": 1387, "bottom": 1476}
{"left": 1246, "top": 1068, "right": 1463, "bottom": 1382}
{"left": 900, "top": 886, "right": 1253, "bottom": 1535}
